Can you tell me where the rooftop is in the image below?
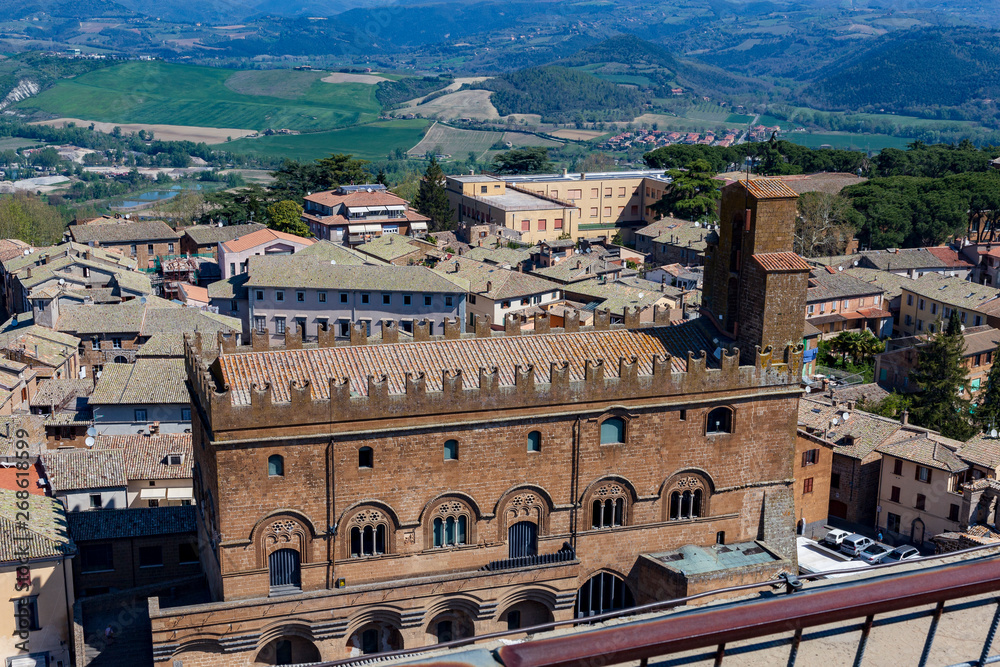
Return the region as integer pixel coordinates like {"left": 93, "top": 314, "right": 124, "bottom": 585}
{"left": 304, "top": 188, "right": 412, "bottom": 209}
{"left": 89, "top": 358, "right": 189, "bottom": 405}
{"left": 355, "top": 234, "right": 430, "bottom": 262}
{"left": 219, "top": 228, "right": 315, "bottom": 254}
{"left": 294, "top": 239, "right": 373, "bottom": 264}
{"left": 797, "top": 398, "right": 903, "bottom": 460}
{"left": 740, "top": 178, "right": 800, "bottom": 200}
{"left": 808, "top": 268, "right": 885, "bottom": 303}
{"left": 41, "top": 448, "right": 127, "bottom": 492}
{"left": 0, "top": 489, "right": 74, "bottom": 564}
{"left": 433, "top": 257, "right": 562, "bottom": 300}
{"left": 54, "top": 296, "right": 239, "bottom": 336}
{"left": 67, "top": 505, "right": 196, "bottom": 542}
{"left": 844, "top": 268, "right": 947, "bottom": 301}
{"left": 30, "top": 378, "right": 93, "bottom": 409}
{"left": 472, "top": 190, "right": 570, "bottom": 212}
{"left": 182, "top": 223, "right": 267, "bottom": 246}
{"left": 96, "top": 433, "right": 193, "bottom": 481}
{"left": 901, "top": 275, "right": 1000, "bottom": 313}
{"left": 877, "top": 433, "right": 967, "bottom": 473}
{"left": 503, "top": 169, "right": 672, "bottom": 184}
{"left": 244, "top": 255, "right": 465, "bottom": 293}
{"left": 960, "top": 433, "right": 1000, "bottom": 469}
{"left": 650, "top": 541, "right": 781, "bottom": 575}
{"left": 0, "top": 321, "right": 80, "bottom": 367}
{"left": 464, "top": 244, "right": 537, "bottom": 267}
{"left": 531, "top": 255, "right": 625, "bottom": 284}
{"left": 136, "top": 332, "right": 188, "bottom": 358}
{"left": 566, "top": 278, "right": 678, "bottom": 315}
{"left": 214, "top": 320, "right": 726, "bottom": 406}
{"left": 68, "top": 220, "right": 181, "bottom": 244}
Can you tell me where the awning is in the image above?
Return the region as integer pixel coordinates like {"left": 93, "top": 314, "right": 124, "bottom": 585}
{"left": 140, "top": 488, "right": 167, "bottom": 500}
{"left": 348, "top": 224, "right": 366, "bottom": 233}
{"left": 386, "top": 205, "right": 406, "bottom": 213}
{"left": 363, "top": 224, "right": 382, "bottom": 233}
{"left": 167, "top": 487, "right": 194, "bottom": 500}
{"left": 347, "top": 206, "right": 371, "bottom": 214}
{"left": 410, "top": 222, "right": 428, "bottom": 231}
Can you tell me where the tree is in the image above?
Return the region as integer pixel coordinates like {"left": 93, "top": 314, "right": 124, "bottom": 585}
{"left": 491, "top": 147, "right": 552, "bottom": 175}
{"left": 653, "top": 159, "right": 721, "bottom": 222}
{"left": 910, "top": 311, "right": 976, "bottom": 440}
{"left": 413, "top": 158, "right": 453, "bottom": 231}
{"left": 0, "top": 192, "right": 66, "bottom": 245}
{"left": 265, "top": 200, "right": 310, "bottom": 237}
{"left": 795, "top": 192, "right": 859, "bottom": 258}
{"left": 974, "top": 357, "right": 1000, "bottom": 434}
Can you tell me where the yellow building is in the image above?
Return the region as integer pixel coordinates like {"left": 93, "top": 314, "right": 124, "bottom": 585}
{"left": 898, "top": 277, "right": 1000, "bottom": 337}
{"left": 447, "top": 170, "right": 672, "bottom": 245}
{"left": 0, "top": 488, "right": 76, "bottom": 667}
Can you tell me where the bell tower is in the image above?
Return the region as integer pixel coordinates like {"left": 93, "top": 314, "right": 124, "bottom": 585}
{"left": 702, "top": 179, "right": 809, "bottom": 360}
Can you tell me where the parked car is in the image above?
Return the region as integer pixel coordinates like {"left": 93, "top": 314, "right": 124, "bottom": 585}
{"left": 880, "top": 545, "right": 921, "bottom": 564}
{"left": 820, "top": 529, "right": 852, "bottom": 548}
{"left": 856, "top": 542, "right": 892, "bottom": 564}
{"left": 840, "top": 534, "right": 874, "bottom": 557}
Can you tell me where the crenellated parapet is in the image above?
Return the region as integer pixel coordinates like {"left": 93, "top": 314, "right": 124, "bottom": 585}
{"left": 183, "top": 326, "right": 804, "bottom": 437}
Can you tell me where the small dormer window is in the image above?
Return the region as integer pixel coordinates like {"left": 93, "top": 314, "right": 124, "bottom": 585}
{"left": 168, "top": 454, "right": 183, "bottom": 465}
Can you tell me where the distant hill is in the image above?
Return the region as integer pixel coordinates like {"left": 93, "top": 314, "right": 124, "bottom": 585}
{"left": 556, "top": 35, "right": 679, "bottom": 70}
{"left": 556, "top": 34, "right": 766, "bottom": 99}
{"left": 804, "top": 29, "right": 1000, "bottom": 112}
{"left": 471, "top": 65, "right": 647, "bottom": 123}
{"left": 0, "top": 0, "right": 133, "bottom": 18}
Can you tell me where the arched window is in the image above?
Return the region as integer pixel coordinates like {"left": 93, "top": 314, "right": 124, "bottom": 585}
{"left": 359, "top": 446, "right": 373, "bottom": 468}
{"left": 591, "top": 482, "right": 628, "bottom": 528}
{"left": 348, "top": 508, "right": 390, "bottom": 557}
{"left": 431, "top": 500, "right": 471, "bottom": 548}
{"left": 575, "top": 572, "right": 635, "bottom": 618}
{"left": 666, "top": 473, "right": 711, "bottom": 521}
{"left": 268, "top": 455, "right": 284, "bottom": 477}
{"left": 706, "top": 407, "right": 733, "bottom": 434}
{"left": 600, "top": 417, "right": 625, "bottom": 445}
{"left": 527, "top": 431, "right": 541, "bottom": 452}
{"left": 444, "top": 439, "right": 459, "bottom": 460}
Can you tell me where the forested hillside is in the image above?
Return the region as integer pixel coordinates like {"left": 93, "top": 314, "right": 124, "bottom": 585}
{"left": 375, "top": 76, "right": 452, "bottom": 108}
{"left": 804, "top": 29, "right": 1000, "bottom": 116}
{"left": 557, "top": 35, "right": 678, "bottom": 69}
{"left": 472, "top": 66, "right": 647, "bottom": 123}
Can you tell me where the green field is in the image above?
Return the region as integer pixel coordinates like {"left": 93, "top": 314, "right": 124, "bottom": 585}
{"left": 785, "top": 132, "right": 913, "bottom": 152}
{"left": 17, "top": 62, "right": 382, "bottom": 132}
{"left": 684, "top": 102, "right": 732, "bottom": 122}
{"left": 0, "top": 137, "right": 40, "bottom": 150}
{"left": 593, "top": 73, "right": 653, "bottom": 87}
{"left": 725, "top": 113, "right": 755, "bottom": 124}
{"left": 226, "top": 119, "right": 430, "bottom": 161}
{"left": 408, "top": 122, "right": 501, "bottom": 160}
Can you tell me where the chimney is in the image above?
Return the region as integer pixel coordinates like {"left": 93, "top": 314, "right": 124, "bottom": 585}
{"left": 454, "top": 261, "right": 460, "bottom": 272}
{"left": 486, "top": 280, "right": 492, "bottom": 293}
{"left": 847, "top": 400, "right": 855, "bottom": 411}
{"left": 149, "top": 421, "right": 160, "bottom": 434}
{"left": 576, "top": 260, "right": 582, "bottom": 270}
{"left": 25, "top": 267, "right": 31, "bottom": 279}
{"left": 470, "top": 169, "right": 475, "bottom": 176}
{"left": 562, "top": 168, "right": 568, "bottom": 177}
{"left": 901, "top": 409, "right": 909, "bottom": 425}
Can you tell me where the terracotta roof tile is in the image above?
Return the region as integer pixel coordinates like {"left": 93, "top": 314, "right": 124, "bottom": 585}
{"left": 741, "top": 178, "right": 799, "bottom": 200}
{"left": 69, "top": 220, "right": 180, "bottom": 244}
{"left": 0, "top": 490, "right": 74, "bottom": 564}
{"left": 217, "top": 320, "right": 725, "bottom": 406}
{"left": 220, "top": 228, "right": 315, "bottom": 254}
{"left": 96, "top": 433, "right": 193, "bottom": 480}
{"left": 41, "top": 448, "right": 127, "bottom": 492}
{"left": 753, "top": 252, "right": 810, "bottom": 273}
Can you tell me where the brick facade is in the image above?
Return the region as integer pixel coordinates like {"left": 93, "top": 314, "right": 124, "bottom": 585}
{"left": 149, "top": 178, "right": 810, "bottom": 666}
{"left": 795, "top": 432, "right": 835, "bottom": 535}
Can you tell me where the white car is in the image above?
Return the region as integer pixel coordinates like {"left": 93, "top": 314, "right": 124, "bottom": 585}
{"left": 840, "top": 534, "right": 874, "bottom": 557}
{"left": 821, "top": 529, "right": 852, "bottom": 548}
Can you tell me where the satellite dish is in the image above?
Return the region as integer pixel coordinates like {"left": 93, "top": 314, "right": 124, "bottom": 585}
{"left": 330, "top": 259, "right": 337, "bottom": 265}
{"left": 85, "top": 436, "right": 95, "bottom": 447}
{"left": 86, "top": 426, "right": 96, "bottom": 436}
{"left": 842, "top": 412, "right": 850, "bottom": 421}
{"left": 992, "top": 429, "right": 999, "bottom": 439}
{"left": 638, "top": 293, "right": 644, "bottom": 298}
{"left": 853, "top": 260, "right": 859, "bottom": 267}
{"left": 22, "top": 249, "right": 30, "bottom": 256}
{"left": 58, "top": 278, "right": 65, "bottom": 285}
{"left": 140, "top": 296, "right": 147, "bottom": 304}
{"left": 805, "top": 386, "right": 812, "bottom": 393}
{"left": 832, "top": 417, "right": 840, "bottom": 426}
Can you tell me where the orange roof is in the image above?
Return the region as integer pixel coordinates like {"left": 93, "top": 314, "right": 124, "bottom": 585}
{"left": 741, "top": 178, "right": 799, "bottom": 200}
{"left": 0, "top": 461, "right": 46, "bottom": 496}
{"left": 304, "top": 190, "right": 410, "bottom": 208}
{"left": 179, "top": 283, "right": 209, "bottom": 303}
{"left": 926, "top": 246, "right": 973, "bottom": 268}
{"left": 753, "top": 252, "right": 810, "bottom": 272}
{"left": 220, "top": 228, "right": 315, "bottom": 253}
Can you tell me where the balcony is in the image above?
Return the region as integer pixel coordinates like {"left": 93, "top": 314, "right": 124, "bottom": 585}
{"left": 481, "top": 544, "right": 576, "bottom": 572}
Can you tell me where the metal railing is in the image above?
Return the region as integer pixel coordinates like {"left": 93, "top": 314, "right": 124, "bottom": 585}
{"left": 315, "top": 542, "right": 1000, "bottom": 667}
{"left": 481, "top": 545, "right": 576, "bottom": 572}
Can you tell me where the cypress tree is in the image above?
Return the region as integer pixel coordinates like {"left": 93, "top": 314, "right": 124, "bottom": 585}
{"left": 910, "top": 311, "right": 976, "bottom": 440}
{"left": 413, "top": 158, "right": 454, "bottom": 231}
